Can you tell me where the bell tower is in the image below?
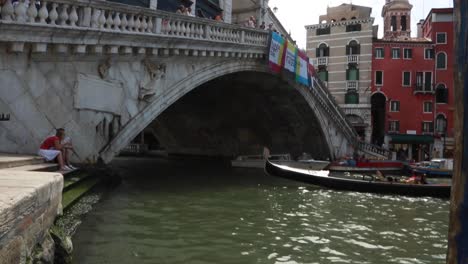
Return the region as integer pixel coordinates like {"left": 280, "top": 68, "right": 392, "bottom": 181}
{"left": 382, "top": 0, "right": 413, "bottom": 40}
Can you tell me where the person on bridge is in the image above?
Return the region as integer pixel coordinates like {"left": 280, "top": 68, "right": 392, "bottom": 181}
{"left": 38, "top": 128, "right": 76, "bottom": 171}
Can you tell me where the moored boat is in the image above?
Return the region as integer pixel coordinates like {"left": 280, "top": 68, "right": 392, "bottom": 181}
{"left": 410, "top": 159, "right": 453, "bottom": 178}
{"left": 231, "top": 154, "right": 330, "bottom": 170}
{"left": 327, "top": 160, "right": 404, "bottom": 173}
{"left": 231, "top": 154, "right": 291, "bottom": 169}
{"left": 265, "top": 159, "right": 450, "bottom": 198}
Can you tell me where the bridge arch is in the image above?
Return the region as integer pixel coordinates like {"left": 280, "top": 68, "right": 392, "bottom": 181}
{"left": 100, "top": 60, "right": 335, "bottom": 162}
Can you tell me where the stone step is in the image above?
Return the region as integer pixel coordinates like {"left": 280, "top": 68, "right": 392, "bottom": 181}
{"left": 4, "top": 163, "right": 59, "bottom": 172}
{"left": 62, "top": 177, "right": 100, "bottom": 209}
{"left": 0, "top": 154, "right": 45, "bottom": 169}
{"left": 63, "top": 172, "right": 90, "bottom": 192}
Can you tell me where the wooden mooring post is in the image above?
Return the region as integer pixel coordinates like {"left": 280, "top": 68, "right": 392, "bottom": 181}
{"left": 447, "top": 1, "right": 468, "bottom": 263}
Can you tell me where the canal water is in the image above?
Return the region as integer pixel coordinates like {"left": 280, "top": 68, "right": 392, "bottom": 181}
{"left": 73, "top": 157, "right": 449, "bottom": 264}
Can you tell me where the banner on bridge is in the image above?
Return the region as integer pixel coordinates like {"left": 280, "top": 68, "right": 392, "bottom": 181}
{"left": 283, "top": 41, "right": 297, "bottom": 74}
{"left": 268, "top": 32, "right": 318, "bottom": 89}
{"left": 268, "top": 32, "right": 285, "bottom": 73}
{"left": 296, "top": 51, "right": 309, "bottom": 86}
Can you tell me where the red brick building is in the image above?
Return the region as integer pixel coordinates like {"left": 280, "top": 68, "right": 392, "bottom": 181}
{"left": 371, "top": 0, "right": 454, "bottom": 161}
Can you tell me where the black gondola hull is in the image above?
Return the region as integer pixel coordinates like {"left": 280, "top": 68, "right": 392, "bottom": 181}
{"left": 265, "top": 160, "right": 451, "bottom": 198}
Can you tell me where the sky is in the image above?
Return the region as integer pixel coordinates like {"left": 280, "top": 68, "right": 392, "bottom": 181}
{"left": 268, "top": 0, "right": 454, "bottom": 49}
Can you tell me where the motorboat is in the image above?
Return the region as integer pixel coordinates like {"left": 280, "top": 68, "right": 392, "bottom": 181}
{"left": 410, "top": 158, "right": 453, "bottom": 178}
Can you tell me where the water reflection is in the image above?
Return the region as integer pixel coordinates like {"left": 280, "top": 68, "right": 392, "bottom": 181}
{"left": 73, "top": 158, "right": 449, "bottom": 264}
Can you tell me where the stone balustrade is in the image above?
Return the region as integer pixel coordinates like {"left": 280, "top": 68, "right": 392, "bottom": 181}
{"left": 0, "top": 0, "right": 268, "bottom": 55}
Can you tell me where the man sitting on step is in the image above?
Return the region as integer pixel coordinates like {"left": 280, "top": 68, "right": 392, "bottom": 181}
{"left": 38, "top": 128, "right": 76, "bottom": 171}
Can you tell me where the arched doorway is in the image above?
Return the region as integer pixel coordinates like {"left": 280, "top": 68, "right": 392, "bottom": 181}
{"left": 371, "top": 93, "right": 386, "bottom": 146}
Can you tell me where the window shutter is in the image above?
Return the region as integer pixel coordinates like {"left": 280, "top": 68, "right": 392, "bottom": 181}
{"left": 396, "top": 122, "right": 400, "bottom": 132}
{"left": 316, "top": 48, "right": 320, "bottom": 58}
{"left": 346, "top": 45, "right": 350, "bottom": 55}
{"left": 356, "top": 45, "right": 361, "bottom": 55}
{"left": 325, "top": 71, "right": 329, "bottom": 81}
{"left": 356, "top": 69, "right": 360, "bottom": 80}
{"left": 346, "top": 69, "right": 349, "bottom": 80}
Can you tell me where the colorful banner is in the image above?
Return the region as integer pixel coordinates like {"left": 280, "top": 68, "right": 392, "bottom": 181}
{"left": 296, "top": 51, "right": 309, "bottom": 86}
{"left": 308, "top": 59, "right": 316, "bottom": 89}
{"left": 268, "top": 32, "right": 285, "bottom": 73}
{"left": 283, "top": 41, "right": 297, "bottom": 74}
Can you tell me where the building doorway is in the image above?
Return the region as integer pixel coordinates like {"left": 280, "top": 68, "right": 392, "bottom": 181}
{"left": 371, "top": 93, "right": 386, "bottom": 146}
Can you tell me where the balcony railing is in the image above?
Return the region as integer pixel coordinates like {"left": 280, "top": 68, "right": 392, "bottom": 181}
{"left": 346, "top": 80, "right": 358, "bottom": 90}
{"left": 347, "top": 55, "right": 359, "bottom": 64}
{"left": 414, "top": 83, "right": 434, "bottom": 94}
{"left": 313, "top": 57, "right": 328, "bottom": 66}
{"left": 0, "top": 0, "right": 269, "bottom": 47}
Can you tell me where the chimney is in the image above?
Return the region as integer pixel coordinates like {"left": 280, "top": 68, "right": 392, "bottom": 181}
{"left": 417, "top": 19, "right": 425, "bottom": 38}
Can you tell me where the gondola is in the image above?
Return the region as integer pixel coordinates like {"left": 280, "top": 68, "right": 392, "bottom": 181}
{"left": 265, "top": 159, "right": 451, "bottom": 198}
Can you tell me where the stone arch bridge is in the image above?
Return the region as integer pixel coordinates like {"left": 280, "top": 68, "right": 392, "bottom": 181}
{"left": 0, "top": 0, "right": 384, "bottom": 163}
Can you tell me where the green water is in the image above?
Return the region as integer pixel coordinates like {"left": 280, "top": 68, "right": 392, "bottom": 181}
{"left": 72, "top": 157, "right": 449, "bottom": 264}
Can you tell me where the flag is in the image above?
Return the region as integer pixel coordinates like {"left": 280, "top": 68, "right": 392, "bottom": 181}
{"left": 296, "top": 51, "right": 309, "bottom": 86}
{"left": 283, "top": 41, "right": 297, "bottom": 74}
{"left": 308, "top": 59, "right": 316, "bottom": 89}
{"left": 268, "top": 32, "right": 285, "bottom": 73}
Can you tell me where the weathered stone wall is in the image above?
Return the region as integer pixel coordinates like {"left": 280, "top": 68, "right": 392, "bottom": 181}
{"left": 0, "top": 42, "right": 264, "bottom": 163}
{"left": 0, "top": 171, "right": 63, "bottom": 264}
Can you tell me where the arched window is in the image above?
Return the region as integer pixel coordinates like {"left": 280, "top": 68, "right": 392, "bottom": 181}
{"left": 346, "top": 40, "right": 360, "bottom": 55}
{"left": 436, "top": 114, "right": 447, "bottom": 134}
{"left": 351, "top": 16, "right": 357, "bottom": 20}
{"left": 341, "top": 18, "right": 347, "bottom": 21}
{"left": 436, "top": 84, "right": 448, "bottom": 103}
{"left": 436, "top": 52, "right": 447, "bottom": 69}
{"left": 316, "top": 43, "right": 329, "bottom": 57}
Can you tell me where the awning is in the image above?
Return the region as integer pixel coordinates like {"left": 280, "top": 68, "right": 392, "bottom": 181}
{"left": 389, "top": 134, "right": 434, "bottom": 144}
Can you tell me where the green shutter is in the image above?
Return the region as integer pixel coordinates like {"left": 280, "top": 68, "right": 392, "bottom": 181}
{"left": 356, "top": 69, "right": 360, "bottom": 80}
{"left": 346, "top": 69, "right": 350, "bottom": 80}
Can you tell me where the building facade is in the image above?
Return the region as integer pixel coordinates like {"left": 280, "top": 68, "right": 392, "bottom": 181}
{"left": 371, "top": 1, "right": 454, "bottom": 161}
{"left": 306, "top": 4, "right": 377, "bottom": 143}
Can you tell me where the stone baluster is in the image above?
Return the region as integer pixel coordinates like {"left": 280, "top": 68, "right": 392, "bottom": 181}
{"left": 114, "top": 12, "right": 121, "bottom": 31}
{"left": 14, "top": 0, "right": 27, "bottom": 23}
{"left": 141, "top": 16, "right": 148, "bottom": 33}
{"left": 26, "top": 0, "right": 38, "bottom": 23}
{"left": 105, "top": 11, "right": 114, "bottom": 29}
{"left": 98, "top": 8, "right": 106, "bottom": 29}
{"left": 189, "top": 22, "right": 193, "bottom": 37}
{"left": 69, "top": 5, "right": 78, "bottom": 27}
{"left": 134, "top": 15, "right": 141, "bottom": 32}
{"left": 147, "top": 16, "right": 153, "bottom": 33}
{"left": 91, "top": 8, "right": 100, "bottom": 28}
{"left": 1, "top": 0, "right": 14, "bottom": 21}
{"left": 175, "top": 20, "right": 181, "bottom": 36}
{"left": 59, "top": 4, "right": 69, "bottom": 26}
{"left": 127, "top": 14, "right": 135, "bottom": 31}
{"left": 120, "top": 13, "right": 128, "bottom": 31}
{"left": 38, "top": 1, "right": 48, "bottom": 24}
{"left": 49, "top": 3, "right": 58, "bottom": 25}
{"left": 180, "top": 21, "right": 186, "bottom": 36}
{"left": 199, "top": 24, "right": 204, "bottom": 39}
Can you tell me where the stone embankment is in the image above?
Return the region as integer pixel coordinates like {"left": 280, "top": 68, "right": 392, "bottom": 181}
{"left": 0, "top": 156, "right": 63, "bottom": 264}
{"left": 0, "top": 154, "right": 102, "bottom": 264}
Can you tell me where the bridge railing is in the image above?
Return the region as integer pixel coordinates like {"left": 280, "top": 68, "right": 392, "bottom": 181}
{"left": 311, "top": 78, "right": 359, "bottom": 143}
{"left": 0, "top": 0, "right": 268, "bottom": 46}
{"left": 357, "top": 142, "right": 391, "bottom": 159}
